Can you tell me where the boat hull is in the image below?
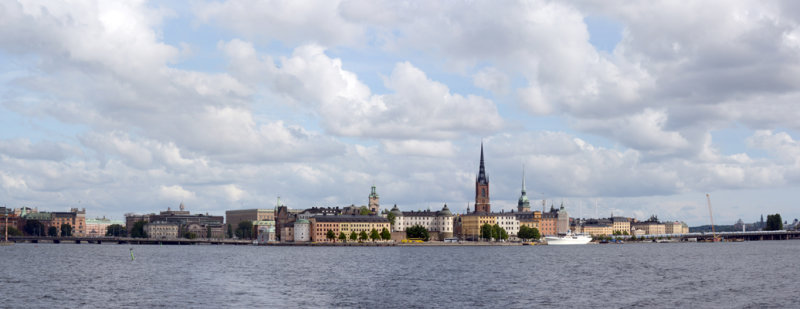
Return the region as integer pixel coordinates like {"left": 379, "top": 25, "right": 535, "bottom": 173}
{"left": 544, "top": 235, "right": 592, "bottom": 245}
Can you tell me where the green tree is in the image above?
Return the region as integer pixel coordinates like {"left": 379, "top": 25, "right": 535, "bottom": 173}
{"left": 236, "top": 221, "right": 254, "bottom": 239}
{"left": 23, "top": 220, "right": 45, "bottom": 236}
{"left": 6, "top": 226, "right": 23, "bottom": 236}
{"left": 766, "top": 214, "right": 784, "bottom": 231}
{"left": 207, "top": 226, "right": 212, "bottom": 238}
{"left": 530, "top": 227, "right": 541, "bottom": 240}
{"left": 492, "top": 224, "right": 508, "bottom": 241}
{"left": 350, "top": 231, "right": 358, "bottom": 241}
{"left": 387, "top": 212, "right": 396, "bottom": 227}
{"left": 183, "top": 231, "right": 197, "bottom": 239}
{"left": 227, "top": 223, "right": 233, "bottom": 238}
{"left": 380, "top": 227, "right": 391, "bottom": 241}
{"left": 518, "top": 225, "right": 531, "bottom": 240}
{"left": 359, "top": 230, "right": 368, "bottom": 241}
{"left": 326, "top": 229, "right": 336, "bottom": 242}
{"left": 105, "top": 224, "right": 126, "bottom": 237}
{"left": 369, "top": 228, "right": 380, "bottom": 242}
{"left": 406, "top": 225, "right": 430, "bottom": 241}
{"left": 60, "top": 224, "right": 73, "bottom": 237}
{"left": 339, "top": 231, "right": 347, "bottom": 242}
{"left": 359, "top": 206, "right": 371, "bottom": 215}
{"left": 480, "top": 223, "right": 493, "bottom": 240}
{"left": 47, "top": 226, "right": 58, "bottom": 237}
{"left": 130, "top": 220, "right": 148, "bottom": 238}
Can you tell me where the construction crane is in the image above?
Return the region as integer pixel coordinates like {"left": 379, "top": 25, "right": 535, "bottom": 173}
{"left": 706, "top": 194, "right": 719, "bottom": 242}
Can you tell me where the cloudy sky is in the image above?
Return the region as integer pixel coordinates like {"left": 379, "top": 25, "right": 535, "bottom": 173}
{"left": 2, "top": 1, "right": 799, "bottom": 225}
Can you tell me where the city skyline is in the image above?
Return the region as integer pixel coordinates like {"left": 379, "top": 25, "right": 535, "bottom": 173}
{"left": 2, "top": 1, "right": 800, "bottom": 226}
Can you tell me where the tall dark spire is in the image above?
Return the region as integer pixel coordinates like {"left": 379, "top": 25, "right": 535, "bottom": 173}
{"left": 477, "top": 142, "right": 488, "bottom": 185}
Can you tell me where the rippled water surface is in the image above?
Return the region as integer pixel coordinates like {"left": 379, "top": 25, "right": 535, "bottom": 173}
{"left": 2, "top": 241, "right": 799, "bottom": 308}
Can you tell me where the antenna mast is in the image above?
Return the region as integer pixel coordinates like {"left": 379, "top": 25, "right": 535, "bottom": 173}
{"left": 706, "top": 194, "right": 717, "bottom": 241}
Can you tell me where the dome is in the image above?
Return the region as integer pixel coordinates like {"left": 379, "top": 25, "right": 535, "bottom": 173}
{"left": 390, "top": 204, "right": 403, "bottom": 217}
{"left": 438, "top": 204, "right": 453, "bottom": 217}
{"left": 296, "top": 219, "right": 310, "bottom": 225}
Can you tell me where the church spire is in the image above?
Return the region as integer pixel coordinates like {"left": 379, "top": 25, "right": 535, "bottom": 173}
{"left": 517, "top": 164, "right": 530, "bottom": 212}
{"left": 477, "top": 142, "right": 488, "bottom": 185}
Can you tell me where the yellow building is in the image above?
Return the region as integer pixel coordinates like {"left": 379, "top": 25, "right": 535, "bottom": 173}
{"left": 460, "top": 213, "right": 497, "bottom": 240}
{"left": 611, "top": 217, "right": 630, "bottom": 234}
{"left": 51, "top": 208, "right": 86, "bottom": 236}
{"left": 664, "top": 221, "right": 689, "bottom": 234}
{"left": 310, "top": 216, "right": 390, "bottom": 242}
{"left": 633, "top": 222, "right": 666, "bottom": 235}
{"left": 582, "top": 224, "right": 613, "bottom": 236}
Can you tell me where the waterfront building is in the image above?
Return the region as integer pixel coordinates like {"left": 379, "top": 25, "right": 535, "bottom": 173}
{"left": 612, "top": 217, "right": 631, "bottom": 234}
{"left": 556, "top": 205, "right": 569, "bottom": 234}
{"left": 225, "top": 209, "right": 275, "bottom": 229}
{"left": 582, "top": 224, "right": 613, "bottom": 236}
{"left": 389, "top": 204, "right": 454, "bottom": 240}
{"left": 294, "top": 219, "right": 310, "bottom": 242}
{"left": 516, "top": 211, "right": 541, "bottom": 230}
{"left": 145, "top": 221, "right": 179, "bottom": 239}
{"left": 124, "top": 213, "right": 151, "bottom": 236}
{"left": 474, "top": 143, "right": 491, "bottom": 213}
{"left": 460, "top": 212, "right": 497, "bottom": 240}
{"left": 632, "top": 216, "right": 666, "bottom": 235}
{"left": 256, "top": 221, "right": 277, "bottom": 243}
{"left": 664, "top": 221, "right": 689, "bottom": 234}
{"left": 496, "top": 211, "right": 520, "bottom": 237}
{"left": 185, "top": 222, "right": 226, "bottom": 239}
{"left": 282, "top": 222, "right": 294, "bottom": 241}
{"left": 51, "top": 208, "right": 86, "bottom": 236}
{"left": 539, "top": 209, "right": 558, "bottom": 236}
{"left": 85, "top": 217, "right": 124, "bottom": 237}
{"left": 0, "top": 207, "right": 20, "bottom": 235}
{"left": 19, "top": 209, "right": 53, "bottom": 235}
{"left": 309, "top": 215, "right": 390, "bottom": 243}
{"left": 127, "top": 203, "right": 224, "bottom": 238}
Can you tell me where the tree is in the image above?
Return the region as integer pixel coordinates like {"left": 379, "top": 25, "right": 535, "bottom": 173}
{"left": 183, "top": 231, "right": 197, "bottom": 239}
{"left": 387, "top": 212, "right": 396, "bottom": 227}
{"left": 236, "top": 221, "right": 254, "bottom": 239}
{"left": 359, "top": 206, "right": 372, "bottom": 215}
{"left": 492, "top": 224, "right": 508, "bottom": 241}
{"left": 359, "top": 230, "right": 368, "bottom": 241}
{"left": 530, "top": 227, "right": 541, "bottom": 241}
{"left": 106, "top": 224, "right": 126, "bottom": 237}
{"left": 480, "top": 223, "right": 493, "bottom": 240}
{"left": 23, "top": 220, "right": 45, "bottom": 236}
{"left": 47, "top": 226, "right": 58, "bottom": 237}
{"left": 6, "top": 226, "right": 23, "bottom": 236}
{"left": 766, "top": 214, "right": 784, "bottom": 231}
{"left": 60, "top": 224, "right": 73, "bottom": 237}
{"left": 370, "top": 228, "right": 380, "bottom": 242}
{"left": 326, "top": 230, "right": 336, "bottom": 242}
{"left": 350, "top": 231, "right": 358, "bottom": 241}
{"left": 207, "top": 226, "right": 212, "bottom": 239}
{"left": 380, "top": 227, "right": 391, "bottom": 241}
{"left": 339, "top": 231, "right": 347, "bottom": 242}
{"left": 130, "top": 220, "right": 148, "bottom": 238}
{"left": 227, "top": 224, "right": 233, "bottom": 238}
{"left": 406, "top": 225, "right": 429, "bottom": 241}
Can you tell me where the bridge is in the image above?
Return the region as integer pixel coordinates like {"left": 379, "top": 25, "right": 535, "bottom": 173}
{"left": 6, "top": 236, "right": 253, "bottom": 245}
{"left": 627, "top": 230, "right": 800, "bottom": 242}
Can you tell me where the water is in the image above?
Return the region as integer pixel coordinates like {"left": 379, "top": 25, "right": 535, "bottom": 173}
{"left": 1, "top": 241, "right": 799, "bottom": 308}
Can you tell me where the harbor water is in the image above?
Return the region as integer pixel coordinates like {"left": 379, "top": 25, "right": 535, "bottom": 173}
{"left": 1, "top": 241, "right": 798, "bottom": 308}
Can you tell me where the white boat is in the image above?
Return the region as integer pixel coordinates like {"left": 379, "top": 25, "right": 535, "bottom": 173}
{"left": 544, "top": 231, "right": 592, "bottom": 245}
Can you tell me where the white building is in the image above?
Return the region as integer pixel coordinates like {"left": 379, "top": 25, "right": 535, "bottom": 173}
{"left": 390, "top": 204, "right": 454, "bottom": 239}
{"left": 294, "top": 219, "right": 310, "bottom": 242}
{"left": 495, "top": 211, "right": 520, "bottom": 237}
{"left": 145, "top": 221, "right": 179, "bottom": 239}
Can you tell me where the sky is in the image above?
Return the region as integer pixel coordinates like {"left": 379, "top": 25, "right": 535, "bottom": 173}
{"left": 1, "top": 0, "right": 799, "bottom": 226}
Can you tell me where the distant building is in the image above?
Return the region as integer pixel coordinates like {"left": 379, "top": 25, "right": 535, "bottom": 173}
{"left": 145, "top": 221, "right": 179, "bottom": 239}
{"left": 85, "top": 217, "right": 124, "bottom": 237}
{"left": 539, "top": 208, "right": 558, "bottom": 236}
{"left": 496, "top": 211, "right": 519, "bottom": 237}
{"left": 309, "top": 215, "right": 390, "bottom": 243}
{"left": 255, "top": 220, "right": 276, "bottom": 243}
{"left": 368, "top": 185, "right": 380, "bottom": 214}
{"left": 664, "top": 221, "right": 687, "bottom": 234}
{"left": 474, "top": 143, "right": 491, "bottom": 213}
{"left": 460, "top": 212, "right": 497, "bottom": 240}
{"left": 127, "top": 203, "right": 224, "bottom": 238}
{"left": 389, "top": 204, "right": 454, "bottom": 240}
{"left": 517, "top": 167, "right": 531, "bottom": 213}
{"left": 612, "top": 217, "right": 631, "bottom": 234}
{"left": 294, "top": 219, "right": 310, "bottom": 242}
{"left": 51, "top": 208, "right": 87, "bottom": 236}
{"left": 185, "top": 222, "right": 225, "bottom": 239}
{"left": 632, "top": 215, "right": 666, "bottom": 235}
{"left": 225, "top": 209, "right": 275, "bottom": 229}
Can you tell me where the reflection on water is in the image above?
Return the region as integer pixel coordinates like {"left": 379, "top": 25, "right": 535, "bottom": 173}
{"left": 1, "top": 241, "right": 799, "bottom": 308}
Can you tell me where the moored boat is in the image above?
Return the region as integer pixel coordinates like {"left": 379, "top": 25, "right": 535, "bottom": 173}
{"left": 544, "top": 231, "right": 592, "bottom": 245}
